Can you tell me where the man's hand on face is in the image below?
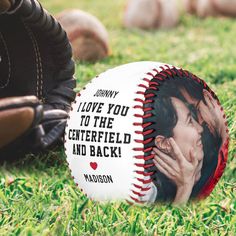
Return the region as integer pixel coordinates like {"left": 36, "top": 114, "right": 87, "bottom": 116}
{"left": 198, "top": 89, "right": 226, "bottom": 140}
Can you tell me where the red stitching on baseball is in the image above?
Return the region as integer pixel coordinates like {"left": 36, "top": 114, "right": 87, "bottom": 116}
{"left": 135, "top": 163, "right": 154, "bottom": 168}
{"left": 145, "top": 93, "right": 155, "bottom": 98}
{"left": 132, "top": 190, "right": 145, "bottom": 197}
{"left": 159, "top": 72, "right": 168, "bottom": 78}
{"left": 134, "top": 138, "right": 153, "bottom": 145}
{"left": 135, "top": 129, "right": 154, "bottom": 135}
{"left": 163, "top": 64, "right": 172, "bottom": 70}
{"left": 138, "top": 84, "right": 148, "bottom": 89}
{"left": 133, "top": 122, "right": 142, "bottom": 126}
{"left": 129, "top": 195, "right": 142, "bottom": 203}
{"left": 143, "top": 78, "right": 151, "bottom": 82}
{"left": 149, "top": 81, "right": 159, "bottom": 86}
{"left": 134, "top": 113, "right": 152, "bottom": 119}
{"left": 136, "top": 91, "right": 145, "bottom": 95}
{"left": 134, "top": 106, "right": 153, "bottom": 112}
{"left": 133, "top": 105, "right": 143, "bottom": 109}
{"left": 147, "top": 72, "right": 155, "bottom": 77}
{"left": 153, "top": 76, "right": 164, "bottom": 81}
{"left": 140, "top": 186, "right": 151, "bottom": 191}
{"left": 142, "top": 122, "right": 152, "bottom": 128}
{"left": 136, "top": 171, "right": 154, "bottom": 176}
{"left": 134, "top": 98, "right": 154, "bottom": 104}
{"left": 134, "top": 98, "right": 144, "bottom": 103}
{"left": 143, "top": 107, "right": 152, "bottom": 112}
{"left": 144, "top": 99, "right": 153, "bottom": 104}
{"left": 164, "top": 70, "right": 173, "bottom": 76}
{"left": 134, "top": 154, "right": 154, "bottom": 161}
{"left": 137, "top": 178, "right": 152, "bottom": 184}
{"left": 133, "top": 147, "right": 152, "bottom": 152}
{"left": 148, "top": 86, "right": 158, "bottom": 91}
{"left": 133, "top": 184, "right": 142, "bottom": 189}
{"left": 130, "top": 68, "right": 158, "bottom": 203}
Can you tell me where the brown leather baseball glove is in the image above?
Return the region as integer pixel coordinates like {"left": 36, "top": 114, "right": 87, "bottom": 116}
{"left": 0, "top": 0, "right": 76, "bottom": 161}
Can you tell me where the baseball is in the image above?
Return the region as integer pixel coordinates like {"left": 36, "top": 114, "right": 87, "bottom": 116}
{"left": 56, "top": 9, "right": 109, "bottom": 62}
{"left": 65, "top": 62, "right": 229, "bottom": 204}
{"left": 124, "top": 0, "right": 180, "bottom": 30}
{"left": 183, "top": 0, "right": 218, "bottom": 17}
{"left": 183, "top": 0, "right": 236, "bottom": 17}
{"left": 213, "top": 0, "right": 236, "bottom": 17}
{"left": 196, "top": 0, "right": 218, "bottom": 17}
{"left": 183, "top": 0, "right": 197, "bottom": 14}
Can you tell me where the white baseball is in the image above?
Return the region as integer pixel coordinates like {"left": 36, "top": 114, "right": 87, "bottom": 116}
{"left": 158, "top": 0, "right": 180, "bottom": 28}
{"left": 124, "top": 0, "right": 179, "bottom": 29}
{"left": 196, "top": 0, "right": 218, "bottom": 17}
{"left": 183, "top": 0, "right": 197, "bottom": 14}
{"left": 183, "top": 0, "right": 236, "bottom": 17}
{"left": 64, "top": 61, "right": 170, "bottom": 202}
{"left": 56, "top": 9, "right": 109, "bottom": 62}
{"left": 213, "top": 0, "right": 236, "bottom": 17}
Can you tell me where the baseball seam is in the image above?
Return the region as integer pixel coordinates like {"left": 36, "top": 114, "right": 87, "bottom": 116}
{"left": 129, "top": 69, "right": 159, "bottom": 203}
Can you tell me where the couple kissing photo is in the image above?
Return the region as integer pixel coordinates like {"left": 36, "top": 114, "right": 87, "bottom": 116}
{"left": 141, "top": 67, "right": 228, "bottom": 205}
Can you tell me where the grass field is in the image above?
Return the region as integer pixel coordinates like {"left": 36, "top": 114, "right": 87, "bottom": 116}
{"left": 0, "top": 0, "right": 236, "bottom": 235}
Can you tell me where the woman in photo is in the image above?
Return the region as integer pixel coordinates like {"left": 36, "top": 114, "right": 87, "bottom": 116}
{"left": 143, "top": 95, "right": 204, "bottom": 204}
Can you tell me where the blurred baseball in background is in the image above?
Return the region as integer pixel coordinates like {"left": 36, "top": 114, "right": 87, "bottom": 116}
{"left": 184, "top": 0, "right": 236, "bottom": 17}
{"left": 56, "top": 9, "right": 109, "bottom": 62}
{"left": 213, "top": 0, "right": 236, "bottom": 17}
{"left": 123, "top": 0, "right": 180, "bottom": 30}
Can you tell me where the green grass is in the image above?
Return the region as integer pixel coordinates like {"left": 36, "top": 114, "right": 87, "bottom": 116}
{"left": 1, "top": 0, "right": 236, "bottom": 235}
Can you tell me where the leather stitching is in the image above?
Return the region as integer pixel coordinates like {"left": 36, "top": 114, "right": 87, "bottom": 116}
{"left": 0, "top": 32, "right": 11, "bottom": 89}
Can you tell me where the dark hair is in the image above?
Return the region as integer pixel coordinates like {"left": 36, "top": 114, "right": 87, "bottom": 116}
{"left": 143, "top": 68, "right": 220, "bottom": 202}
{"left": 143, "top": 79, "right": 181, "bottom": 202}
{"left": 151, "top": 96, "right": 177, "bottom": 138}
